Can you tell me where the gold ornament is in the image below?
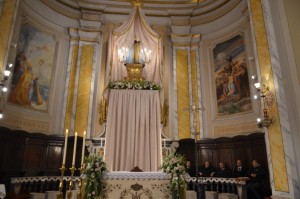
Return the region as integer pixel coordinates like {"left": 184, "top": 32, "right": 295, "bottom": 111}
{"left": 98, "top": 97, "right": 108, "bottom": 125}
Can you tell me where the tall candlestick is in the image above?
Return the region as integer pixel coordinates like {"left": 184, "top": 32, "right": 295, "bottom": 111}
{"left": 72, "top": 132, "right": 78, "bottom": 165}
{"left": 163, "top": 139, "right": 166, "bottom": 148}
{"left": 62, "top": 129, "right": 69, "bottom": 165}
{"left": 81, "top": 131, "right": 86, "bottom": 165}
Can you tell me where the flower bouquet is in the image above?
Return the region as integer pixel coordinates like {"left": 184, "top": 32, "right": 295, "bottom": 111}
{"left": 83, "top": 154, "right": 107, "bottom": 199}
{"left": 161, "top": 153, "right": 186, "bottom": 198}
{"left": 108, "top": 80, "right": 160, "bottom": 90}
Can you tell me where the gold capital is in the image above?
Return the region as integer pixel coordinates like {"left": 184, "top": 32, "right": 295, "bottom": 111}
{"left": 131, "top": 0, "right": 143, "bottom": 7}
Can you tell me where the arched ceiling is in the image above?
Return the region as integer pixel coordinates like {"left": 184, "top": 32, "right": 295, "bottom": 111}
{"left": 40, "top": 0, "right": 242, "bottom": 25}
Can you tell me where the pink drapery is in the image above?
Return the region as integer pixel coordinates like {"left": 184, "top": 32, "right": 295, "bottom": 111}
{"left": 105, "top": 7, "right": 163, "bottom": 86}
{"left": 104, "top": 90, "right": 162, "bottom": 171}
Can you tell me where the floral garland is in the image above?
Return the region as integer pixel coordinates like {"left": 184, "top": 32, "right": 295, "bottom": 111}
{"left": 161, "top": 153, "right": 186, "bottom": 197}
{"left": 83, "top": 154, "right": 107, "bottom": 199}
{"left": 108, "top": 80, "right": 160, "bottom": 90}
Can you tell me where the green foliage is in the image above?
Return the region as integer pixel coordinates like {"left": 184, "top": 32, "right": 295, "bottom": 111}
{"left": 83, "top": 154, "right": 107, "bottom": 199}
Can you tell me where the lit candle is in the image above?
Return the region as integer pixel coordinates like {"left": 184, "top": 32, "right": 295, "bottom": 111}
{"left": 72, "top": 132, "right": 78, "bottom": 166}
{"left": 62, "top": 129, "right": 69, "bottom": 165}
{"left": 81, "top": 131, "right": 86, "bottom": 166}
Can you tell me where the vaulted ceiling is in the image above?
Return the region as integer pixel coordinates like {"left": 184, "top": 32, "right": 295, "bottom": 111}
{"left": 40, "top": 0, "right": 242, "bottom": 25}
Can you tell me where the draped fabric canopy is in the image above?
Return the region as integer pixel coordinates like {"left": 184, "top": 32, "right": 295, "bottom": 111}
{"left": 105, "top": 7, "right": 163, "bottom": 85}
{"left": 104, "top": 7, "right": 163, "bottom": 171}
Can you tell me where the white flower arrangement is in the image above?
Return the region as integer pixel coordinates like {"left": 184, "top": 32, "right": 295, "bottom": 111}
{"left": 83, "top": 154, "right": 107, "bottom": 199}
{"left": 108, "top": 80, "right": 160, "bottom": 90}
{"left": 161, "top": 153, "right": 186, "bottom": 197}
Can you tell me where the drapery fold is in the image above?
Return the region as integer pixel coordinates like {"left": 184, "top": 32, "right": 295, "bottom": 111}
{"left": 104, "top": 90, "right": 162, "bottom": 172}
{"left": 105, "top": 7, "right": 163, "bottom": 86}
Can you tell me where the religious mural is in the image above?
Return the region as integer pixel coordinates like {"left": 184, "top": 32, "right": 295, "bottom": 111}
{"left": 213, "top": 34, "right": 252, "bottom": 116}
{"left": 8, "top": 23, "right": 55, "bottom": 111}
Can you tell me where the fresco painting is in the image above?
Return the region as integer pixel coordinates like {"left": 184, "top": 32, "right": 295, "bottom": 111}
{"left": 213, "top": 35, "right": 252, "bottom": 116}
{"left": 9, "top": 23, "right": 55, "bottom": 111}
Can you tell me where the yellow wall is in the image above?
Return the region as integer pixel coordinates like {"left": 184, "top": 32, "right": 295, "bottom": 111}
{"left": 176, "top": 49, "right": 190, "bottom": 139}
{"left": 74, "top": 45, "right": 94, "bottom": 137}
{"left": 64, "top": 45, "right": 78, "bottom": 134}
{"left": 0, "top": 0, "right": 17, "bottom": 73}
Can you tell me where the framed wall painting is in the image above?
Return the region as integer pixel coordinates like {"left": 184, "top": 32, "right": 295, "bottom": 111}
{"left": 8, "top": 22, "right": 56, "bottom": 111}
{"left": 213, "top": 34, "right": 252, "bottom": 116}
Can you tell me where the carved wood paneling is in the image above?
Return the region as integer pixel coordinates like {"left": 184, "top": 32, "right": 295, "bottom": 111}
{"left": 177, "top": 133, "right": 268, "bottom": 174}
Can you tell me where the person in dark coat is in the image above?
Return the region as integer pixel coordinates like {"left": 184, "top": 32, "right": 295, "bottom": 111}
{"left": 185, "top": 160, "right": 196, "bottom": 177}
{"left": 233, "top": 159, "right": 248, "bottom": 177}
{"left": 199, "top": 161, "right": 217, "bottom": 177}
{"left": 216, "top": 162, "right": 232, "bottom": 178}
{"left": 246, "top": 160, "right": 268, "bottom": 199}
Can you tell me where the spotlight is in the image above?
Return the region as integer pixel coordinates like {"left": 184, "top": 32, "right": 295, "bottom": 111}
{"left": 251, "top": 75, "right": 256, "bottom": 80}
{"left": 254, "top": 95, "right": 258, "bottom": 99}
{"left": 2, "top": 87, "right": 7, "bottom": 92}
{"left": 0, "top": 113, "right": 3, "bottom": 119}
{"left": 8, "top": 63, "right": 13, "bottom": 68}
{"left": 257, "top": 118, "right": 261, "bottom": 123}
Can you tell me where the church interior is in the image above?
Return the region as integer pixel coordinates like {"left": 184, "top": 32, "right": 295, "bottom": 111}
{"left": 0, "top": 0, "right": 300, "bottom": 198}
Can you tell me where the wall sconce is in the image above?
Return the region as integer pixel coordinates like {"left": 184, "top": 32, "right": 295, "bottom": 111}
{"left": 255, "top": 83, "right": 273, "bottom": 128}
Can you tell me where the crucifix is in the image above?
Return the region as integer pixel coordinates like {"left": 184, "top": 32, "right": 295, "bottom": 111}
{"left": 184, "top": 101, "right": 205, "bottom": 179}
{"left": 184, "top": 101, "right": 205, "bottom": 140}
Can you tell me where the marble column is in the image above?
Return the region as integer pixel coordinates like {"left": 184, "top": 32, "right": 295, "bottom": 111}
{"left": 0, "top": 0, "right": 18, "bottom": 73}
{"left": 62, "top": 20, "right": 101, "bottom": 137}
{"left": 248, "top": 0, "right": 297, "bottom": 198}
{"left": 170, "top": 20, "right": 202, "bottom": 139}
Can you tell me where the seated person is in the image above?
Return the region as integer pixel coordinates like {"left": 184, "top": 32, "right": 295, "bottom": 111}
{"left": 246, "top": 160, "right": 268, "bottom": 199}
{"left": 216, "top": 162, "right": 232, "bottom": 178}
{"left": 199, "top": 161, "right": 217, "bottom": 177}
{"left": 185, "top": 160, "right": 196, "bottom": 177}
{"left": 233, "top": 159, "right": 248, "bottom": 177}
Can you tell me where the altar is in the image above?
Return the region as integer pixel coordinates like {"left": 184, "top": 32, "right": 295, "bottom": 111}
{"left": 10, "top": 173, "right": 170, "bottom": 198}
{"left": 101, "top": 172, "right": 171, "bottom": 199}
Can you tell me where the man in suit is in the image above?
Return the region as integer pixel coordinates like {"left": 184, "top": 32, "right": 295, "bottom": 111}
{"left": 199, "top": 161, "right": 217, "bottom": 177}
{"left": 233, "top": 159, "right": 247, "bottom": 177}
{"left": 246, "top": 160, "right": 268, "bottom": 199}
{"left": 185, "top": 160, "right": 196, "bottom": 177}
{"left": 216, "top": 162, "right": 232, "bottom": 178}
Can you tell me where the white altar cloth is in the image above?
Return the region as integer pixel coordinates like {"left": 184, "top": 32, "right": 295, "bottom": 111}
{"left": 101, "top": 172, "right": 171, "bottom": 199}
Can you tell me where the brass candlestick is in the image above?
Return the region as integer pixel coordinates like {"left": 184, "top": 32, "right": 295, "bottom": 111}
{"left": 67, "top": 165, "right": 76, "bottom": 199}
{"left": 57, "top": 165, "right": 66, "bottom": 199}
{"left": 77, "top": 166, "right": 84, "bottom": 199}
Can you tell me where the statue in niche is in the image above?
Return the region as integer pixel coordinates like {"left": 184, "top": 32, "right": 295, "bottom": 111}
{"left": 124, "top": 40, "right": 145, "bottom": 81}
{"left": 133, "top": 40, "right": 141, "bottom": 64}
